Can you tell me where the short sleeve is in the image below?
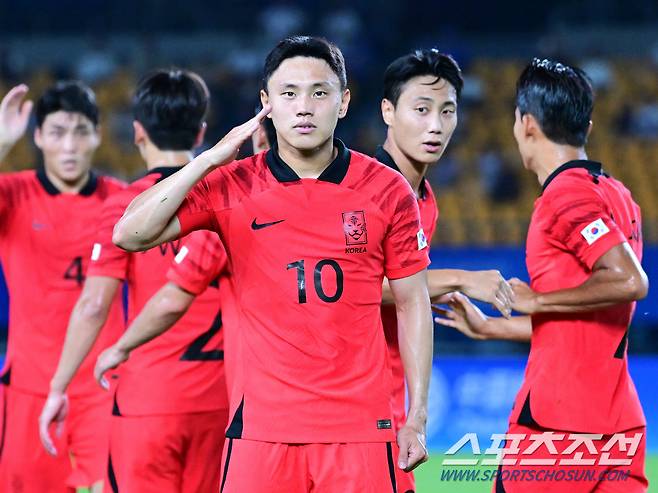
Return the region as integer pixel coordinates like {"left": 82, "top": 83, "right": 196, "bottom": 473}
{"left": 383, "top": 177, "right": 431, "bottom": 279}
{"left": 86, "top": 192, "right": 131, "bottom": 280}
{"left": 545, "top": 184, "right": 627, "bottom": 269}
{"left": 167, "top": 230, "right": 228, "bottom": 295}
{"left": 0, "top": 174, "right": 25, "bottom": 235}
{"left": 0, "top": 176, "right": 12, "bottom": 228}
{"left": 176, "top": 174, "right": 222, "bottom": 237}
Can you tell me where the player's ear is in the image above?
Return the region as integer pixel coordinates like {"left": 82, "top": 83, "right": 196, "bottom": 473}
{"left": 338, "top": 88, "right": 350, "bottom": 119}
{"left": 91, "top": 124, "right": 101, "bottom": 149}
{"left": 381, "top": 99, "right": 394, "bottom": 127}
{"left": 34, "top": 126, "right": 43, "bottom": 149}
{"left": 194, "top": 122, "right": 207, "bottom": 148}
{"left": 586, "top": 120, "right": 593, "bottom": 139}
{"left": 522, "top": 113, "right": 540, "bottom": 140}
{"left": 260, "top": 90, "right": 272, "bottom": 119}
{"left": 133, "top": 120, "right": 147, "bottom": 147}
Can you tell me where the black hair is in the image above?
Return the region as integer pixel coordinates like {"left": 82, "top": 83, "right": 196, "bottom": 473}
{"left": 383, "top": 49, "right": 463, "bottom": 106}
{"left": 132, "top": 68, "right": 209, "bottom": 150}
{"left": 262, "top": 36, "right": 347, "bottom": 91}
{"left": 516, "top": 58, "right": 593, "bottom": 147}
{"left": 35, "top": 81, "right": 99, "bottom": 128}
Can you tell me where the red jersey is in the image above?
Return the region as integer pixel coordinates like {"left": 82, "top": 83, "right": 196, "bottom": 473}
{"left": 375, "top": 147, "right": 439, "bottom": 433}
{"left": 510, "top": 160, "right": 645, "bottom": 433}
{"left": 87, "top": 167, "right": 228, "bottom": 415}
{"left": 0, "top": 169, "right": 125, "bottom": 398}
{"left": 175, "top": 140, "right": 430, "bottom": 443}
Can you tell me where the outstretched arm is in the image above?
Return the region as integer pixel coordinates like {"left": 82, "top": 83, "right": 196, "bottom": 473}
{"left": 434, "top": 292, "right": 532, "bottom": 343}
{"left": 94, "top": 282, "right": 195, "bottom": 389}
{"left": 383, "top": 268, "right": 513, "bottom": 316}
{"left": 510, "top": 242, "right": 648, "bottom": 314}
{"left": 113, "top": 106, "right": 270, "bottom": 251}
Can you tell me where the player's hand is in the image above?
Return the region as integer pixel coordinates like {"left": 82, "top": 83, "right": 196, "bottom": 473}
{"left": 433, "top": 292, "right": 490, "bottom": 340}
{"left": 397, "top": 422, "right": 429, "bottom": 472}
{"left": 461, "top": 270, "right": 514, "bottom": 318}
{"left": 0, "top": 84, "right": 33, "bottom": 149}
{"left": 94, "top": 345, "right": 129, "bottom": 390}
{"left": 38, "top": 390, "right": 69, "bottom": 456}
{"left": 201, "top": 105, "right": 271, "bottom": 168}
{"left": 508, "top": 278, "right": 540, "bottom": 314}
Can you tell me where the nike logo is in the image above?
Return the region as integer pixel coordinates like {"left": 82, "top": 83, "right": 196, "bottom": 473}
{"left": 251, "top": 218, "right": 285, "bottom": 230}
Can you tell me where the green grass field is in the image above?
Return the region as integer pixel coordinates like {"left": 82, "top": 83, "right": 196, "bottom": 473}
{"left": 414, "top": 453, "right": 658, "bottom": 492}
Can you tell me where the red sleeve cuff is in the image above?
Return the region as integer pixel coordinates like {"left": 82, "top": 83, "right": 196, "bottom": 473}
{"left": 166, "top": 267, "right": 206, "bottom": 296}
{"left": 86, "top": 264, "right": 128, "bottom": 281}
{"left": 385, "top": 257, "right": 430, "bottom": 280}
{"left": 581, "top": 229, "right": 626, "bottom": 269}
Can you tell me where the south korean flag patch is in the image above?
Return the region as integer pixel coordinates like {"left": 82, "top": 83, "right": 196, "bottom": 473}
{"left": 580, "top": 218, "right": 610, "bottom": 245}
{"left": 417, "top": 228, "right": 428, "bottom": 250}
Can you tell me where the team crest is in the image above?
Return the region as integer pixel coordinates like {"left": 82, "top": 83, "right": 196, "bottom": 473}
{"left": 342, "top": 211, "right": 368, "bottom": 245}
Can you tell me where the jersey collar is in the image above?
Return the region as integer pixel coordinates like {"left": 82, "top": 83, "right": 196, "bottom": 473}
{"left": 374, "top": 146, "right": 428, "bottom": 200}
{"left": 36, "top": 167, "right": 98, "bottom": 196}
{"left": 146, "top": 165, "right": 185, "bottom": 183}
{"left": 265, "top": 138, "right": 350, "bottom": 184}
{"left": 542, "top": 159, "right": 605, "bottom": 193}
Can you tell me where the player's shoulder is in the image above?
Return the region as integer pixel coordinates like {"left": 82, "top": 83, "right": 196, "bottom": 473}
{"left": 96, "top": 174, "right": 127, "bottom": 195}
{"left": 0, "top": 169, "right": 37, "bottom": 187}
{"left": 542, "top": 164, "right": 605, "bottom": 204}
{"left": 347, "top": 149, "right": 413, "bottom": 193}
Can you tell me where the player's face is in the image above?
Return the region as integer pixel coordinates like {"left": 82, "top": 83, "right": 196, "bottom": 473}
{"left": 261, "top": 56, "right": 350, "bottom": 152}
{"left": 383, "top": 76, "right": 457, "bottom": 165}
{"left": 35, "top": 111, "right": 99, "bottom": 183}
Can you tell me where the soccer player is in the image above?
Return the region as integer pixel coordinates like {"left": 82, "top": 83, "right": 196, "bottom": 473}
{"left": 435, "top": 59, "right": 649, "bottom": 492}
{"left": 377, "top": 49, "right": 514, "bottom": 493}
{"left": 0, "top": 82, "right": 125, "bottom": 493}
{"left": 113, "top": 36, "right": 434, "bottom": 492}
{"left": 39, "top": 69, "right": 229, "bottom": 493}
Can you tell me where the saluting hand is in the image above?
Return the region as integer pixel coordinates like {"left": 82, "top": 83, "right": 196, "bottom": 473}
{"left": 201, "top": 105, "right": 271, "bottom": 168}
{"left": 0, "top": 84, "right": 33, "bottom": 149}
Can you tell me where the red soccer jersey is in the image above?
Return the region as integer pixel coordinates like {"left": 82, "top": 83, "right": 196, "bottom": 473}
{"left": 175, "top": 140, "right": 430, "bottom": 443}
{"left": 0, "top": 169, "right": 125, "bottom": 398}
{"left": 87, "top": 167, "right": 228, "bottom": 415}
{"left": 510, "top": 160, "right": 645, "bottom": 433}
{"left": 375, "top": 147, "right": 439, "bottom": 433}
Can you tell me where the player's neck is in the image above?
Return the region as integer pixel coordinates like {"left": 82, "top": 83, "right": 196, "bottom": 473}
{"left": 144, "top": 148, "right": 195, "bottom": 170}
{"left": 533, "top": 145, "right": 588, "bottom": 186}
{"left": 43, "top": 166, "right": 91, "bottom": 194}
{"left": 382, "top": 139, "right": 430, "bottom": 197}
{"left": 277, "top": 137, "right": 337, "bottom": 179}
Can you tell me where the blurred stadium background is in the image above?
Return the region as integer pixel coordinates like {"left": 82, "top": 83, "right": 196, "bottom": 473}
{"left": 1, "top": 1, "right": 657, "bottom": 491}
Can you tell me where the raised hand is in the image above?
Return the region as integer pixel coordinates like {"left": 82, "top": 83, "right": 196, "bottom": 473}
{"left": 38, "top": 391, "right": 69, "bottom": 456}
{"left": 0, "top": 84, "right": 33, "bottom": 151}
{"left": 202, "top": 104, "right": 271, "bottom": 168}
